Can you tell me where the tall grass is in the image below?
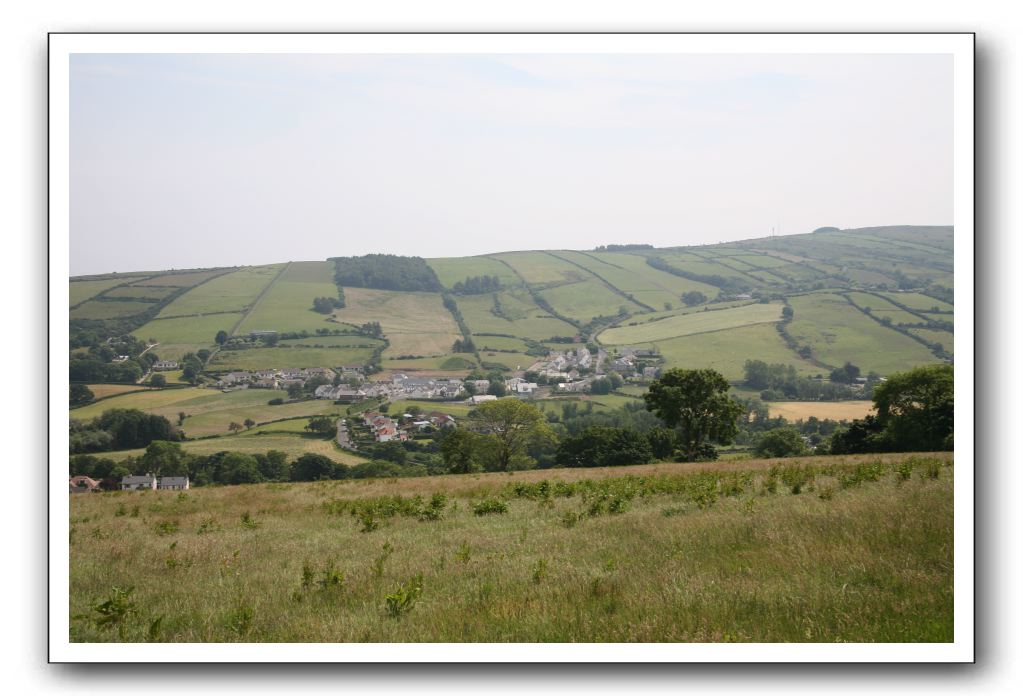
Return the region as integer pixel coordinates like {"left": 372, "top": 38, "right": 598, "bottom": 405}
{"left": 69, "top": 452, "right": 954, "bottom": 643}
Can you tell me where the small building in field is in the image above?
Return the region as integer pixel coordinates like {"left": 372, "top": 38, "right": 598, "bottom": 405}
{"left": 69, "top": 476, "right": 101, "bottom": 494}
{"left": 466, "top": 394, "right": 498, "bottom": 406}
{"left": 153, "top": 360, "right": 179, "bottom": 371}
{"left": 158, "top": 476, "right": 190, "bottom": 491}
{"left": 120, "top": 474, "right": 157, "bottom": 491}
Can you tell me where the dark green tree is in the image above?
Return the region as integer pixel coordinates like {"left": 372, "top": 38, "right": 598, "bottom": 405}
{"left": 215, "top": 330, "right": 229, "bottom": 345}
{"left": 555, "top": 426, "right": 652, "bottom": 468}
{"left": 643, "top": 368, "right": 743, "bottom": 461}
{"left": 305, "top": 416, "right": 335, "bottom": 435}
{"left": 291, "top": 453, "right": 347, "bottom": 481}
{"left": 70, "top": 384, "right": 95, "bottom": 406}
{"left": 753, "top": 427, "right": 809, "bottom": 458}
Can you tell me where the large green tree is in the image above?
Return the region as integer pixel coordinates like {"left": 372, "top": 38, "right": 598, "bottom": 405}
{"left": 141, "top": 440, "right": 189, "bottom": 477}
{"left": 555, "top": 426, "right": 652, "bottom": 468}
{"left": 643, "top": 368, "right": 743, "bottom": 461}
{"left": 871, "top": 363, "right": 954, "bottom": 451}
{"left": 471, "top": 399, "right": 554, "bottom": 471}
{"left": 753, "top": 427, "right": 809, "bottom": 458}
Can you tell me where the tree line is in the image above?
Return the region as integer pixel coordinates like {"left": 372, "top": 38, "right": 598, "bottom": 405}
{"left": 452, "top": 275, "right": 501, "bottom": 295}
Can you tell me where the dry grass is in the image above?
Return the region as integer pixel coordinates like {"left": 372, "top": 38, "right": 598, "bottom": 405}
{"left": 767, "top": 400, "right": 875, "bottom": 421}
{"left": 69, "top": 452, "right": 953, "bottom": 643}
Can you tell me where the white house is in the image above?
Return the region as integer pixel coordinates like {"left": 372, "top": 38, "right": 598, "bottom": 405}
{"left": 158, "top": 476, "right": 190, "bottom": 491}
{"left": 466, "top": 394, "right": 498, "bottom": 405}
{"left": 120, "top": 474, "right": 157, "bottom": 491}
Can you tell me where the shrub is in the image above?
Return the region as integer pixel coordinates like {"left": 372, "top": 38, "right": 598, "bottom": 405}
{"left": 385, "top": 574, "right": 424, "bottom": 617}
{"left": 473, "top": 498, "right": 508, "bottom": 516}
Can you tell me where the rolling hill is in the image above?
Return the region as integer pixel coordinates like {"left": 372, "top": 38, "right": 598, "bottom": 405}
{"left": 70, "top": 225, "right": 954, "bottom": 381}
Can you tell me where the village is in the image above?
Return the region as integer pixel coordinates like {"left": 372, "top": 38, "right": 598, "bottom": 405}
{"left": 203, "top": 345, "right": 662, "bottom": 409}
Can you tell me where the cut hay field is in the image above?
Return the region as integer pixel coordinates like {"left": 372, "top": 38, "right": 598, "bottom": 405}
{"left": 69, "top": 452, "right": 953, "bottom": 643}
{"left": 330, "top": 288, "right": 460, "bottom": 359}
{"left": 235, "top": 261, "right": 340, "bottom": 335}
{"left": 766, "top": 400, "right": 874, "bottom": 422}
{"left": 209, "top": 346, "right": 376, "bottom": 372}
{"left": 477, "top": 351, "right": 533, "bottom": 371}
{"left": 382, "top": 355, "right": 477, "bottom": 372}
{"left": 69, "top": 278, "right": 135, "bottom": 306}
{"left": 598, "top": 302, "right": 783, "bottom": 345}
{"left": 651, "top": 323, "right": 821, "bottom": 380}
{"left": 786, "top": 294, "right": 938, "bottom": 375}
{"left": 80, "top": 384, "right": 156, "bottom": 400}
{"left": 156, "top": 265, "right": 282, "bottom": 318}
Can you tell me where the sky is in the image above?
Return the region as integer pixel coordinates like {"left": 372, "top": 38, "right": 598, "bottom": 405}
{"left": 69, "top": 52, "right": 953, "bottom": 276}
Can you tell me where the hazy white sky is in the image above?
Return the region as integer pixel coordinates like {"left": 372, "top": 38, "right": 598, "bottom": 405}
{"left": 70, "top": 53, "right": 952, "bottom": 275}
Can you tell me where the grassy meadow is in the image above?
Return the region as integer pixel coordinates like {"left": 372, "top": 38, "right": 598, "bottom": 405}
{"left": 598, "top": 302, "right": 784, "bottom": 345}
{"left": 208, "top": 345, "right": 377, "bottom": 372}
{"left": 233, "top": 261, "right": 340, "bottom": 335}
{"left": 69, "top": 452, "right": 953, "bottom": 643}
{"left": 786, "top": 294, "right": 938, "bottom": 374}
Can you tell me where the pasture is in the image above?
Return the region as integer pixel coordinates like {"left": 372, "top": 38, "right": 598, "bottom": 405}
{"left": 134, "top": 313, "right": 243, "bottom": 347}
{"left": 590, "top": 252, "right": 720, "bottom": 299}
{"left": 70, "top": 300, "right": 156, "bottom": 321}
{"left": 491, "top": 250, "right": 586, "bottom": 285}
{"left": 156, "top": 265, "right": 282, "bottom": 318}
{"left": 132, "top": 270, "right": 227, "bottom": 287}
{"left": 427, "top": 256, "right": 521, "bottom": 289}
{"left": 598, "top": 302, "right": 783, "bottom": 345}
{"left": 208, "top": 346, "right": 376, "bottom": 372}
{"left": 880, "top": 292, "right": 953, "bottom": 312}
{"left": 69, "top": 387, "right": 347, "bottom": 439}
{"left": 785, "top": 294, "right": 938, "bottom": 375}
{"left": 103, "top": 285, "right": 177, "bottom": 301}
{"left": 69, "top": 278, "right": 135, "bottom": 306}
{"left": 236, "top": 262, "right": 341, "bottom": 335}
{"left": 69, "top": 452, "right": 953, "bottom": 643}
{"left": 457, "top": 291, "right": 578, "bottom": 340}
{"left": 538, "top": 280, "right": 643, "bottom": 324}
{"left": 651, "top": 324, "right": 821, "bottom": 380}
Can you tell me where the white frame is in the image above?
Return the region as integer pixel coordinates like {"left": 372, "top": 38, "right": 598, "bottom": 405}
{"left": 50, "top": 32, "right": 974, "bottom": 663}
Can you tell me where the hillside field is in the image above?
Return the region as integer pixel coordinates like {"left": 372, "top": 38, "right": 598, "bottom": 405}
{"left": 69, "top": 452, "right": 953, "bottom": 643}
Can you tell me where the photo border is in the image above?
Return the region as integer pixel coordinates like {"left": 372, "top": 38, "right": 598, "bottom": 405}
{"left": 49, "top": 31, "right": 975, "bottom": 664}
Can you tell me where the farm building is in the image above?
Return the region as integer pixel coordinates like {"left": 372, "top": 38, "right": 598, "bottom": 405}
{"left": 158, "top": 476, "right": 190, "bottom": 491}
{"left": 120, "top": 474, "right": 157, "bottom": 491}
{"left": 69, "top": 476, "right": 101, "bottom": 494}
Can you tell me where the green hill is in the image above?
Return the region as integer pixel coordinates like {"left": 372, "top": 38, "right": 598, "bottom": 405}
{"left": 70, "top": 226, "right": 954, "bottom": 379}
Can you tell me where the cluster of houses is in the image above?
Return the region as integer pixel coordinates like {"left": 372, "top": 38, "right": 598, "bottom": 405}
{"left": 360, "top": 410, "right": 457, "bottom": 443}
{"left": 316, "top": 373, "right": 467, "bottom": 403}
{"left": 215, "top": 366, "right": 345, "bottom": 391}
{"left": 609, "top": 347, "right": 663, "bottom": 378}
{"left": 68, "top": 474, "right": 191, "bottom": 493}
{"left": 526, "top": 346, "right": 602, "bottom": 381}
